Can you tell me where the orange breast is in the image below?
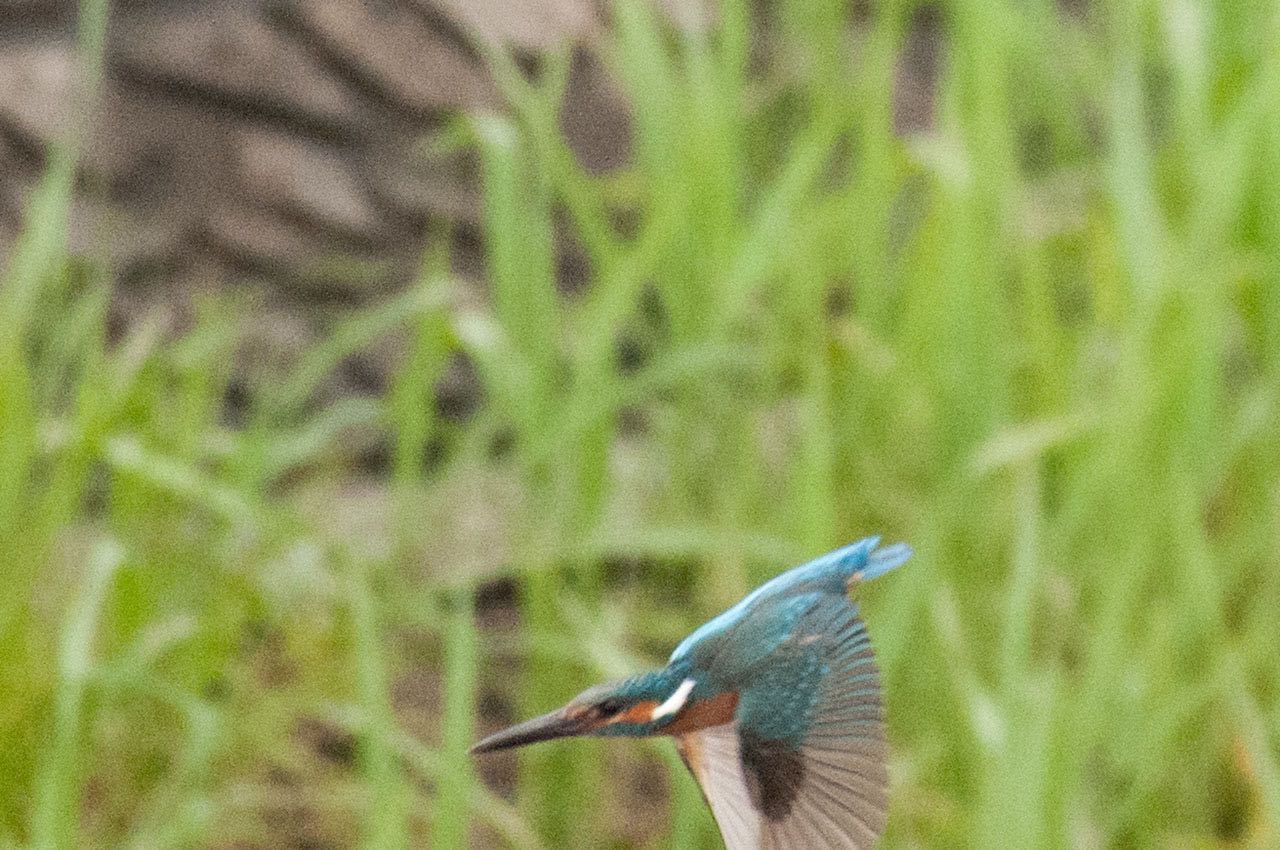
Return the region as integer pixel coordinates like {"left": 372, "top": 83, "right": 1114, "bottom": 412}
{"left": 662, "top": 690, "right": 739, "bottom": 735}
{"left": 675, "top": 734, "right": 704, "bottom": 781}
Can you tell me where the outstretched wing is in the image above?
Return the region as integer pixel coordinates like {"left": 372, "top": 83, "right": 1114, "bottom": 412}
{"left": 677, "top": 595, "right": 889, "bottom": 849}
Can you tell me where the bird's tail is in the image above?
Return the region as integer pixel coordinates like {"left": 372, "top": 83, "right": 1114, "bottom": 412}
{"left": 858, "top": 540, "right": 913, "bottom": 581}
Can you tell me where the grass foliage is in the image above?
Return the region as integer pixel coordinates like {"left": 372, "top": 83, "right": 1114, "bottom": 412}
{"left": 3, "top": 0, "right": 1280, "bottom": 847}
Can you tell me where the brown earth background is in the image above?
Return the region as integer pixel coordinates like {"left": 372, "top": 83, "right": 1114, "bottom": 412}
{"left": 0, "top": 0, "right": 935, "bottom": 342}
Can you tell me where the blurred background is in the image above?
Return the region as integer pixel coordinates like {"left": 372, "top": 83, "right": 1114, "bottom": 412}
{"left": 2, "top": 0, "right": 1278, "bottom": 847}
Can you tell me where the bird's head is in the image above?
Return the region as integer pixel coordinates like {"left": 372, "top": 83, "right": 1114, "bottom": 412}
{"left": 471, "top": 668, "right": 700, "bottom": 753}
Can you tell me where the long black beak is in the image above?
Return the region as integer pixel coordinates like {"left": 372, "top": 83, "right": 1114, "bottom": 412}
{"left": 470, "top": 708, "right": 588, "bottom": 754}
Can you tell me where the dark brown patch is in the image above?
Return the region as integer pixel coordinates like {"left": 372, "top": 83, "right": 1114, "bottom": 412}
{"left": 662, "top": 690, "right": 740, "bottom": 735}
{"left": 738, "top": 728, "right": 805, "bottom": 821}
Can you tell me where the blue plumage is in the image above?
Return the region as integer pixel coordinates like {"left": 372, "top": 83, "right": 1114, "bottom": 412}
{"left": 736, "top": 593, "right": 874, "bottom": 746}
{"left": 670, "top": 535, "right": 910, "bottom": 668}
{"left": 472, "top": 537, "right": 912, "bottom": 850}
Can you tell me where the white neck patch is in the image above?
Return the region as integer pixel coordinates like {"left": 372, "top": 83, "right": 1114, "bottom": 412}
{"left": 651, "top": 677, "right": 697, "bottom": 721}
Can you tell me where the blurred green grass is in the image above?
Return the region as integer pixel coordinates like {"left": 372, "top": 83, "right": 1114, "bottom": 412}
{"left": 3, "top": 0, "right": 1280, "bottom": 848}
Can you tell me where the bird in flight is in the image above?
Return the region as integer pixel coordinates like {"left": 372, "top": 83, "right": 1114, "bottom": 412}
{"left": 472, "top": 536, "right": 911, "bottom": 849}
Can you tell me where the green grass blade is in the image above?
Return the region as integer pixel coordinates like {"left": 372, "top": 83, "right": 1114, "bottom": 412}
{"left": 32, "top": 539, "right": 124, "bottom": 850}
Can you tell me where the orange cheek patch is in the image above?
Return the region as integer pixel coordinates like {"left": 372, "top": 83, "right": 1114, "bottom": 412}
{"left": 662, "top": 690, "right": 739, "bottom": 735}
{"left": 611, "top": 701, "right": 660, "bottom": 726}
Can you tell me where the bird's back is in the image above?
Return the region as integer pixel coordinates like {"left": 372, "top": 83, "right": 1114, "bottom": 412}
{"left": 669, "top": 536, "right": 911, "bottom": 674}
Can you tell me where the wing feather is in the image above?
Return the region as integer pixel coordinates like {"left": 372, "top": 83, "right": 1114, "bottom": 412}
{"left": 740, "top": 595, "right": 890, "bottom": 849}
{"left": 678, "top": 582, "right": 894, "bottom": 849}
{"left": 677, "top": 725, "right": 761, "bottom": 850}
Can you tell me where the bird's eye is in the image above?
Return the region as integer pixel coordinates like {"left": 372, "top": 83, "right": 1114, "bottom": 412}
{"left": 597, "top": 698, "right": 625, "bottom": 716}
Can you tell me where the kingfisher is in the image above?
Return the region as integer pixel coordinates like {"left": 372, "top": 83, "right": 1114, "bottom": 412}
{"left": 472, "top": 536, "right": 911, "bottom": 849}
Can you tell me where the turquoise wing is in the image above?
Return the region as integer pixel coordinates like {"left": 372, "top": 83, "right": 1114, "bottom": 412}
{"left": 681, "top": 594, "right": 889, "bottom": 849}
